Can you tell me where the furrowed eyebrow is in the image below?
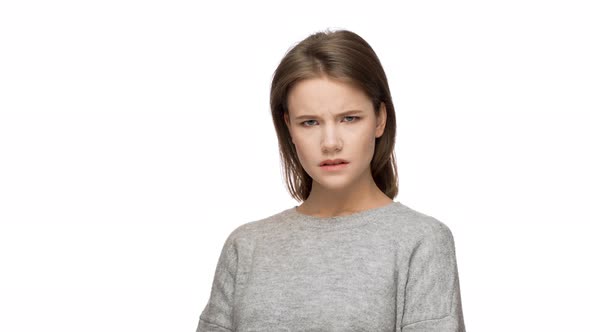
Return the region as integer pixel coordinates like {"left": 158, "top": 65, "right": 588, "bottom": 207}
{"left": 294, "top": 110, "right": 364, "bottom": 120}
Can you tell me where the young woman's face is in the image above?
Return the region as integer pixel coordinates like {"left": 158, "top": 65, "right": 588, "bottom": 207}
{"left": 284, "top": 75, "right": 386, "bottom": 193}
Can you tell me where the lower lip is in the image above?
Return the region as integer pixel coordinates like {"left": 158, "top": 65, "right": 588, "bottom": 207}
{"left": 320, "top": 162, "right": 349, "bottom": 171}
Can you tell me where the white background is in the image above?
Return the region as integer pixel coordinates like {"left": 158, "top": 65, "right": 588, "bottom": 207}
{"left": 1, "top": 0, "right": 589, "bottom": 331}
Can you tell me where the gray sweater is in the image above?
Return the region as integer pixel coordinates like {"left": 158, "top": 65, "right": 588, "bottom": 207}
{"left": 196, "top": 200, "right": 466, "bottom": 331}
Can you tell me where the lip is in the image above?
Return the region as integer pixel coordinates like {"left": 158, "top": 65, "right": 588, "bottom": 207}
{"left": 320, "top": 162, "right": 349, "bottom": 171}
{"left": 319, "top": 159, "right": 349, "bottom": 166}
{"left": 319, "top": 159, "right": 350, "bottom": 171}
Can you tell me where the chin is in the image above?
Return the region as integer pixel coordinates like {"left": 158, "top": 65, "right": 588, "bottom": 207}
{"left": 313, "top": 176, "right": 355, "bottom": 191}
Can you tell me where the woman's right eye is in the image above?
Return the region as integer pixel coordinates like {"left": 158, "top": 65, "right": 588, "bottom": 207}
{"left": 301, "top": 120, "right": 317, "bottom": 127}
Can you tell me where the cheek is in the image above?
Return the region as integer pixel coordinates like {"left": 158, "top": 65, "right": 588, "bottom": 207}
{"left": 293, "top": 137, "right": 314, "bottom": 161}
{"left": 292, "top": 136, "right": 320, "bottom": 173}
{"left": 355, "top": 126, "right": 376, "bottom": 144}
{"left": 357, "top": 131, "right": 378, "bottom": 159}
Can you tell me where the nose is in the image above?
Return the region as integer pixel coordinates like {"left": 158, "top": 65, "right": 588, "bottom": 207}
{"left": 321, "top": 125, "right": 343, "bottom": 152}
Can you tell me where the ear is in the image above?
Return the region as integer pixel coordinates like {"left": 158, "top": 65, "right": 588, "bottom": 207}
{"left": 284, "top": 112, "right": 296, "bottom": 147}
{"left": 284, "top": 111, "right": 290, "bottom": 127}
{"left": 375, "top": 102, "right": 387, "bottom": 138}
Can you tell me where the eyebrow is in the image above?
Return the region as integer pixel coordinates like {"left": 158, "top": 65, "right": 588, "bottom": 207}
{"left": 294, "top": 109, "right": 365, "bottom": 120}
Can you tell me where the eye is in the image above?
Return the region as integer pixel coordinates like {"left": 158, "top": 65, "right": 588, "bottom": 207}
{"left": 301, "top": 120, "right": 318, "bottom": 127}
{"left": 300, "top": 116, "right": 360, "bottom": 127}
{"left": 343, "top": 116, "right": 360, "bottom": 122}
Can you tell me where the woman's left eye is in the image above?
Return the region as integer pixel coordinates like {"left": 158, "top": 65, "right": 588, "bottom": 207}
{"left": 343, "top": 116, "right": 360, "bottom": 122}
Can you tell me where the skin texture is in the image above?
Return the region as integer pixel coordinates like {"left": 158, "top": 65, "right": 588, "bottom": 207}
{"left": 283, "top": 75, "right": 392, "bottom": 218}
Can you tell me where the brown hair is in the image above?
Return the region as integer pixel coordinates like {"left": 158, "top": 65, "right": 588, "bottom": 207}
{"left": 270, "top": 29, "right": 399, "bottom": 202}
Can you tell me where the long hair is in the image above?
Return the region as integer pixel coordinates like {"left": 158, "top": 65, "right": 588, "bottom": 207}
{"left": 270, "top": 29, "right": 399, "bottom": 202}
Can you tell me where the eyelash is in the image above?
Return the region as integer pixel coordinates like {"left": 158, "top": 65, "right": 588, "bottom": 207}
{"left": 300, "top": 116, "right": 360, "bottom": 127}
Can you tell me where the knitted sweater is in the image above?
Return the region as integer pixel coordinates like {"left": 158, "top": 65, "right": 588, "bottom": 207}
{"left": 196, "top": 200, "right": 466, "bottom": 331}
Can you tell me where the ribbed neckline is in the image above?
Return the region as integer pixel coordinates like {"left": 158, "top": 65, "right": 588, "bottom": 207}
{"left": 282, "top": 200, "right": 404, "bottom": 231}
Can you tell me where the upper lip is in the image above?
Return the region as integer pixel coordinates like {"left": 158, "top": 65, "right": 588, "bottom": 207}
{"left": 320, "top": 159, "right": 349, "bottom": 166}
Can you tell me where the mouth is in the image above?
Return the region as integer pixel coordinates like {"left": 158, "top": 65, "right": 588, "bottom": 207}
{"left": 319, "top": 159, "right": 349, "bottom": 166}
{"left": 320, "top": 161, "right": 349, "bottom": 171}
{"left": 321, "top": 162, "right": 348, "bottom": 166}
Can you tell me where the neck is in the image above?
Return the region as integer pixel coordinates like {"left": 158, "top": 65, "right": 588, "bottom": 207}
{"left": 297, "top": 179, "right": 391, "bottom": 218}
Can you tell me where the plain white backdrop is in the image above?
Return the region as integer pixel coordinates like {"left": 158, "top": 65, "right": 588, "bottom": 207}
{"left": 1, "top": 0, "right": 589, "bottom": 331}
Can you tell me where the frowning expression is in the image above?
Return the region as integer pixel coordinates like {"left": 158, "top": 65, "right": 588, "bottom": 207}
{"left": 284, "top": 75, "right": 386, "bottom": 191}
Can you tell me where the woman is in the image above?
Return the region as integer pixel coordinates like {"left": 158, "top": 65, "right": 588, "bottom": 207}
{"left": 196, "top": 29, "right": 466, "bottom": 332}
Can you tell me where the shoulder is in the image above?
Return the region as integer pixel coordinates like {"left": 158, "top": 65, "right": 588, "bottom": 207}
{"left": 223, "top": 207, "right": 291, "bottom": 245}
{"left": 387, "top": 202, "right": 456, "bottom": 247}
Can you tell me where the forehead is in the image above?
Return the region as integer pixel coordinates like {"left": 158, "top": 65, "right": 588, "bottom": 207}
{"left": 287, "top": 76, "right": 371, "bottom": 113}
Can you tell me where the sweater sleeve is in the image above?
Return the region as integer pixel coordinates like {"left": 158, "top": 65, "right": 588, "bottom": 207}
{"left": 401, "top": 222, "right": 466, "bottom": 332}
{"left": 196, "top": 233, "right": 238, "bottom": 332}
